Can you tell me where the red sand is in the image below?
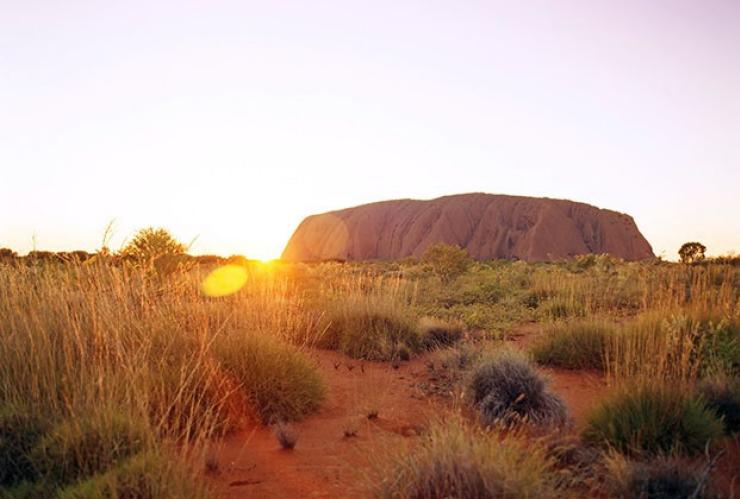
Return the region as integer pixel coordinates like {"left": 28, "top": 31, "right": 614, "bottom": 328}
{"left": 210, "top": 328, "right": 738, "bottom": 498}
{"left": 210, "top": 350, "right": 437, "bottom": 498}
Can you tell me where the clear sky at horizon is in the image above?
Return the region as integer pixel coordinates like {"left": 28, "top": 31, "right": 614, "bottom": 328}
{"left": 2, "top": 1, "right": 739, "bottom": 260}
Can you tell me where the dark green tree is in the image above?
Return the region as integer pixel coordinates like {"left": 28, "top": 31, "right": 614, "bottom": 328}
{"left": 422, "top": 243, "right": 472, "bottom": 283}
{"left": 678, "top": 242, "right": 706, "bottom": 264}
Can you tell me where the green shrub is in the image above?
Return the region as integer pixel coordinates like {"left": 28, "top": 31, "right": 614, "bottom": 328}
{"left": 419, "top": 317, "right": 463, "bottom": 350}
{"left": 318, "top": 298, "right": 420, "bottom": 360}
{"left": 470, "top": 349, "right": 568, "bottom": 426}
{"left": 422, "top": 243, "right": 472, "bottom": 284}
{"left": 57, "top": 450, "right": 207, "bottom": 499}
{"left": 583, "top": 383, "right": 723, "bottom": 456}
{"left": 374, "top": 418, "right": 556, "bottom": 498}
{"left": 31, "top": 411, "right": 149, "bottom": 485}
{"left": 531, "top": 320, "right": 614, "bottom": 370}
{"left": 700, "top": 318, "right": 739, "bottom": 376}
{"left": 0, "top": 405, "right": 47, "bottom": 486}
{"left": 214, "top": 331, "right": 326, "bottom": 423}
{"left": 698, "top": 375, "right": 740, "bottom": 433}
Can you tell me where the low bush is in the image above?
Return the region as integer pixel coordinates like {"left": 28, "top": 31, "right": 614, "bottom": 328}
{"left": 318, "top": 298, "right": 420, "bottom": 360}
{"left": 437, "top": 343, "right": 483, "bottom": 372}
{"left": 31, "top": 411, "right": 150, "bottom": 485}
{"left": 531, "top": 320, "right": 614, "bottom": 370}
{"left": 214, "top": 331, "right": 326, "bottom": 423}
{"left": 418, "top": 317, "right": 463, "bottom": 350}
{"left": 470, "top": 349, "right": 568, "bottom": 426}
{"left": 56, "top": 450, "right": 207, "bottom": 499}
{"left": 373, "top": 418, "right": 557, "bottom": 498}
{"left": 604, "top": 454, "right": 712, "bottom": 499}
{"left": 698, "top": 374, "right": 740, "bottom": 433}
{"left": 583, "top": 383, "right": 723, "bottom": 456}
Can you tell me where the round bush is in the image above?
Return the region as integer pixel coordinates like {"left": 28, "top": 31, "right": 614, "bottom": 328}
{"left": 319, "top": 300, "right": 421, "bottom": 360}
{"left": 470, "top": 350, "right": 568, "bottom": 426}
{"left": 374, "top": 419, "right": 556, "bottom": 499}
{"left": 583, "top": 384, "right": 723, "bottom": 456}
{"left": 531, "top": 321, "right": 613, "bottom": 370}
{"left": 214, "top": 331, "right": 326, "bottom": 423}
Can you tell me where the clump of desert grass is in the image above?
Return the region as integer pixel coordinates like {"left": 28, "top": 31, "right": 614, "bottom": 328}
{"left": 317, "top": 295, "right": 421, "bottom": 360}
{"left": 531, "top": 319, "right": 614, "bottom": 370}
{"left": 31, "top": 411, "right": 150, "bottom": 485}
{"left": 697, "top": 374, "right": 740, "bottom": 434}
{"left": 605, "top": 310, "right": 739, "bottom": 383}
{"left": 55, "top": 450, "right": 209, "bottom": 499}
{"left": 418, "top": 317, "right": 463, "bottom": 350}
{"left": 372, "top": 416, "right": 559, "bottom": 499}
{"left": 213, "top": 331, "right": 326, "bottom": 424}
{"left": 602, "top": 453, "right": 718, "bottom": 499}
{"left": 531, "top": 308, "right": 739, "bottom": 382}
{"left": 469, "top": 349, "right": 568, "bottom": 427}
{"left": 582, "top": 382, "right": 723, "bottom": 457}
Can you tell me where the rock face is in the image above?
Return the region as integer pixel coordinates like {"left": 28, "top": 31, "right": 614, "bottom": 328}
{"left": 281, "top": 193, "right": 654, "bottom": 262}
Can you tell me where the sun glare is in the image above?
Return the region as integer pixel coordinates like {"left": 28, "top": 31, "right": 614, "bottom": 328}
{"left": 201, "top": 264, "right": 249, "bottom": 297}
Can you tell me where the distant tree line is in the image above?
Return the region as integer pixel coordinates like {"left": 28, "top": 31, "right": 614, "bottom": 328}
{"left": 0, "top": 227, "right": 254, "bottom": 269}
{"left": 1, "top": 234, "right": 737, "bottom": 267}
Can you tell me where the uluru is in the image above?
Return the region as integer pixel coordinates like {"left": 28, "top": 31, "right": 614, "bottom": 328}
{"left": 282, "top": 193, "right": 654, "bottom": 262}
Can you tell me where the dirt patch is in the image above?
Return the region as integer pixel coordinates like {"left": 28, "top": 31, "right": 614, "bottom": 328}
{"left": 208, "top": 328, "right": 738, "bottom": 498}
{"left": 209, "top": 350, "right": 437, "bottom": 498}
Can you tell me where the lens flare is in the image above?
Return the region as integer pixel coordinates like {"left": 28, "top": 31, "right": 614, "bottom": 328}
{"left": 201, "top": 264, "right": 248, "bottom": 297}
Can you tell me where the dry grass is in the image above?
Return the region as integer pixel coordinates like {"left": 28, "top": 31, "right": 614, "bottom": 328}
{"left": 0, "top": 256, "right": 737, "bottom": 495}
{"left": 373, "top": 416, "right": 559, "bottom": 498}
{"left": 0, "top": 261, "right": 328, "bottom": 494}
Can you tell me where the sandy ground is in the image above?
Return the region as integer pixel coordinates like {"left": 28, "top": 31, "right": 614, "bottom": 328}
{"left": 210, "top": 350, "right": 438, "bottom": 498}
{"left": 209, "top": 325, "right": 738, "bottom": 498}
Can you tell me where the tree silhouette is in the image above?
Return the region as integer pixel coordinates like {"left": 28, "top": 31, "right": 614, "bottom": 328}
{"left": 678, "top": 242, "right": 706, "bottom": 264}
{"left": 121, "top": 227, "right": 186, "bottom": 261}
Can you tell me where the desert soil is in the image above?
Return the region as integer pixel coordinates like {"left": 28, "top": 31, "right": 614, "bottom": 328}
{"left": 210, "top": 326, "right": 738, "bottom": 498}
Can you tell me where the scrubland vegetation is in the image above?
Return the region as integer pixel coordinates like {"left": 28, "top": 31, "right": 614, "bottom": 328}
{"left": 0, "top": 239, "right": 738, "bottom": 497}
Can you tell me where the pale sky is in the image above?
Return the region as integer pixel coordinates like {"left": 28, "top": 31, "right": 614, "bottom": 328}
{"left": 1, "top": 1, "right": 738, "bottom": 260}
